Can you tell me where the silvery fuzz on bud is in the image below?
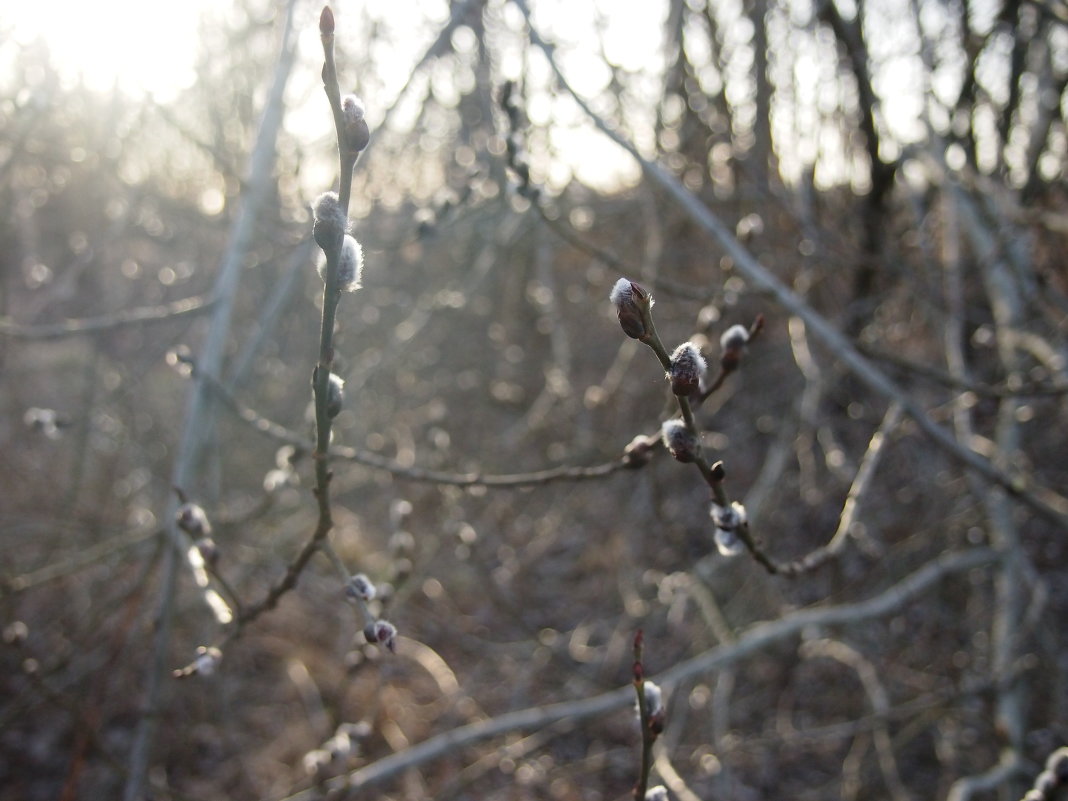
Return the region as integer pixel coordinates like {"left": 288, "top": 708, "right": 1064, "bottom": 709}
{"left": 720, "top": 324, "right": 750, "bottom": 370}
{"left": 636, "top": 680, "right": 666, "bottom": 735}
{"left": 364, "top": 619, "right": 398, "bottom": 653}
{"left": 610, "top": 278, "right": 652, "bottom": 339}
{"left": 668, "top": 342, "right": 707, "bottom": 396}
{"left": 711, "top": 501, "right": 748, "bottom": 557}
{"left": 337, "top": 235, "right": 363, "bottom": 292}
{"left": 312, "top": 192, "right": 346, "bottom": 253}
{"left": 661, "top": 419, "right": 700, "bottom": 463}
{"left": 341, "top": 95, "right": 370, "bottom": 154}
{"left": 345, "top": 573, "right": 376, "bottom": 602}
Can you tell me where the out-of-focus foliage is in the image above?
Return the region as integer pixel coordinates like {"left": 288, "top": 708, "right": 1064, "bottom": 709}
{"left": 2, "top": 1, "right": 1068, "bottom": 800}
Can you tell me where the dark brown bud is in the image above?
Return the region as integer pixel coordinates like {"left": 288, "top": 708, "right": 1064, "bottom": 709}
{"left": 610, "top": 278, "right": 652, "bottom": 340}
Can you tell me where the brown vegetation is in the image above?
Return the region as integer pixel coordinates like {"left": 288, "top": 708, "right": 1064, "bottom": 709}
{"left": 2, "top": 1, "right": 1068, "bottom": 800}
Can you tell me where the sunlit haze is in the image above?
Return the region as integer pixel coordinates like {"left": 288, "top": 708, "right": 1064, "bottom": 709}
{"left": 5, "top": 0, "right": 218, "bottom": 100}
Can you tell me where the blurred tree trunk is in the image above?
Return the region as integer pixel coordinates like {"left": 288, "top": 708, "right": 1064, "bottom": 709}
{"left": 819, "top": 0, "right": 896, "bottom": 335}
{"left": 747, "top": 0, "right": 775, "bottom": 188}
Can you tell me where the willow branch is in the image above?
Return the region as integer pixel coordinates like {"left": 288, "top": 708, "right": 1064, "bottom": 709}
{"left": 514, "top": 0, "right": 1068, "bottom": 532}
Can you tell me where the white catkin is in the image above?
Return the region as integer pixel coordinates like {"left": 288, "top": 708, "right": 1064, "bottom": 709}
{"left": 337, "top": 235, "right": 363, "bottom": 292}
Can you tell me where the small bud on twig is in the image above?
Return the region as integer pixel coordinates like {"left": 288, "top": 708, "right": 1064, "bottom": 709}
{"left": 176, "top": 502, "right": 211, "bottom": 538}
{"left": 363, "top": 619, "right": 397, "bottom": 653}
{"left": 319, "top": 6, "right": 334, "bottom": 35}
{"left": 623, "top": 434, "right": 658, "bottom": 468}
{"left": 711, "top": 501, "right": 748, "bottom": 557}
{"left": 635, "top": 680, "right": 666, "bottom": 735}
{"left": 720, "top": 324, "right": 750, "bottom": 371}
{"left": 610, "top": 278, "right": 653, "bottom": 340}
{"left": 645, "top": 786, "right": 669, "bottom": 801}
{"left": 345, "top": 573, "right": 376, "bottom": 601}
{"left": 341, "top": 95, "right": 370, "bottom": 153}
{"left": 326, "top": 373, "right": 345, "bottom": 418}
{"left": 667, "top": 342, "right": 707, "bottom": 396}
{"left": 312, "top": 191, "right": 346, "bottom": 253}
{"left": 661, "top": 419, "right": 700, "bottom": 463}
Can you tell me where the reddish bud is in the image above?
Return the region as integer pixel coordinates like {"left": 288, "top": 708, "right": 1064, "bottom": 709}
{"left": 319, "top": 6, "right": 335, "bottom": 35}
{"left": 668, "top": 342, "right": 707, "bottom": 396}
{"left": 610, "top": 278, "right": 652, "bottom": 339}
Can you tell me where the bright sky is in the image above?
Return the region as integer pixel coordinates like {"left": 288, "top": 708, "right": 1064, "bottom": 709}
{"left": 4, "top": 0, "right": 217, "bottom": 100}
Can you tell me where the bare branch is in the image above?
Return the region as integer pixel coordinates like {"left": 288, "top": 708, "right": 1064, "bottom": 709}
{"left": 0, "top": 294, "right": 215, "bottom": 340}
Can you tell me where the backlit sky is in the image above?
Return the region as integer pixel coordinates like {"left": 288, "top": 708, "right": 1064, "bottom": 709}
{"left": 4, "top": 0, "right": 215, "bottom": 99}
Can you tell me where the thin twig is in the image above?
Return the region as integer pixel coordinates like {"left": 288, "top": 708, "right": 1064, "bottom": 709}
{"left": 273, "top": 547, "right": 997, "bottom": 800}
{"left": 773, "top": 402, "right": 904, "bottom": 576}
{"left": 201, "top": 366, "right": 633, "bottom": 487}
{"left": 0, "top": 294, "right": 215, "bottom": 340}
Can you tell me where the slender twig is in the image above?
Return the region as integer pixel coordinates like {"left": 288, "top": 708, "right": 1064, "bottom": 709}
{"left": 859, "top": 344, "right": 1068, "bottom": 398}
{"left": 201, "top": 365, "right": 634, "bottom": 487}
{"left": 274, "top": 547, "right": 997, "bottom": 800}
{"left": 946, "top": 750, "right": 1027, "bottom": 801}
{"left": 800, "top": 638, "right": 912, "bottom": 801}
{"left": 631, "top": 631, "right": 659, "bottom": 800}
{"left": 0, "top": 294, "right": 215, "bottom": 340}
{"left": 773, "top": 402, "right": 903, "bottom": 576}
{"left": 231, "top": 6, "right": 378, "bottom": 639}
{"left": 3, "top": 527, "right": 158, "bottom": 594}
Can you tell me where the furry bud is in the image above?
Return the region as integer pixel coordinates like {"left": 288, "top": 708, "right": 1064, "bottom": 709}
{"left": 312, "top": 191, "right": 346, "bottom": 253}
{"left": 623, "top": 434, "right": 658, "bottom": 468}
{"left": 610, "top": 278, "right": 652, "bottom": 339}
{"left": 337, "top": 235, "right": 363, "bottom": 292}
{"left": 341, "top": 95, "right": 370, "bottom": 153}
{"left": 345, "top": 573, "right": 376, "bottom": 602}
{"left": 661, "top": 419, "right": 699, "bottom": 463}
{"left": 364, "top": 619, "right": 398, "bottom": 653}
{"left": 668, "top": 342, "right": 707, "bottom": 396}
{"left": 720, "top": 324, "right": 750, "bottom": 370}
{"left": 711, "top": 501, "right": 749, "bottom": 557}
